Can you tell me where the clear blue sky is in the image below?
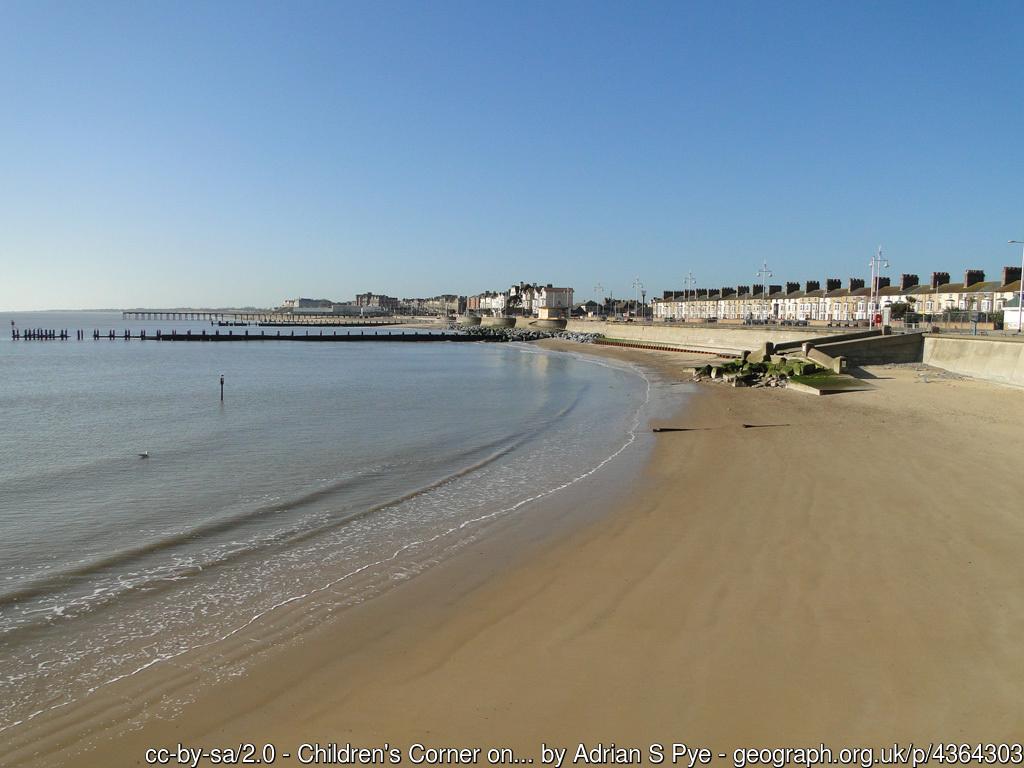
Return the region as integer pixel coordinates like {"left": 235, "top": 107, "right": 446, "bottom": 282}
{"left": 2, "top": 0, "right": 1022, "bottom": 309}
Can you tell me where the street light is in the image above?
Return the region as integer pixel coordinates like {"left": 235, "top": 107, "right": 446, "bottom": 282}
{"left": 1009, "top": 241, "right": 1024, "bottom": 334}
{"left": 681, "top": 271, "right": 696, "bottom": 321}
{"left": 593, "top": 283, "right": 605, "bottom": 318}
{"left": 868, "top": 246, "right": 889, "bottom": 328}
{"left": 755, "top": 261, "right": 773, "bottom": 322}
{"left": 632, "top": 277, "right": 644, "bottom": 320}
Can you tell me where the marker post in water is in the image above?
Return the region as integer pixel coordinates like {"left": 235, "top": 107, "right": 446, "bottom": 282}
{"left": 220, "top": 374, "right": 224, "bottom": 401}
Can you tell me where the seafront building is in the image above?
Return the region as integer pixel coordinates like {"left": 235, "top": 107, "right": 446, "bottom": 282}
{"left": 467, "top": 282, "right": 575, "bottom": 319}
{"left": 652, "top": 267, "right": 1022, "bottom": 325}
{"left": 277, "top": 294, "right": 468, "bottom": 316}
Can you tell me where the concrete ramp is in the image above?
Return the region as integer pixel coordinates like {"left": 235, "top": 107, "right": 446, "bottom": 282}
{"left": 786, "top": 375, "right": 877, "bottom": 396}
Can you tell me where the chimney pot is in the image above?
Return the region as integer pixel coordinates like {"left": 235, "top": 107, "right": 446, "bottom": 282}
{"left": 964, "top": 269, "right": 984, "bottom": 287}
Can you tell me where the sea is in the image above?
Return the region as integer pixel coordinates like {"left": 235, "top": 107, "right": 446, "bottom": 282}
{"left": 0, "top": 310, "right": 662, "bottom": 740}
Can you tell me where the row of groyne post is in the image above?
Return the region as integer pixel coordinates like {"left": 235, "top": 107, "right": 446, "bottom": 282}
{"left": 9, "top": 328, "right": 505, "bottom": 343}
{"left": 10, "top": 329, "right": 77, "bottom": 340}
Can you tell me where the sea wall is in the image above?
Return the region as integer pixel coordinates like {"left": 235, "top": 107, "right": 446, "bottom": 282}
{"left": 481, "top": 317, "right": 516, "bottom": 328}
{"left": 518, "top": 318, "right": 568, "bottom": 330}
{"left": 923, "top": 336, "right": 1024, "bottom": 388}
{"left": 812, "top": 332, "right": 925, "bottom": 367}
{"left": 565, "top": 321, "right": 822, "bottom": 354}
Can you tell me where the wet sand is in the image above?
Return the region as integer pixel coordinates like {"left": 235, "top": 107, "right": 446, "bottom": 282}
{"left": 14, "top": 342, "right": 1024, "bottom": 765}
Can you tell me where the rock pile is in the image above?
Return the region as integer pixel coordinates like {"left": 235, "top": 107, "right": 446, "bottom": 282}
{"left": 691, "top": 357, "right": 825, "bottom": 388}
{"left": 460, "top": 327, "right": 602, "bottom": 343}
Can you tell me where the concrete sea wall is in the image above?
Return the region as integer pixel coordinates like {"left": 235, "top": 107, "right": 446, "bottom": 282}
{"left": 565, "top": 321, "right": 819, "bottom": 353}
{"left": 923, "top": 336, "right": 1024, "bottom": 388}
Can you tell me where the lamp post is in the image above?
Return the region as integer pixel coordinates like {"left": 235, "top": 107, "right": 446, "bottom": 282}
{"left": 868, "top": 246, "right": 889, "bottom": 328}
{"left": 1009, "top": 241, "right": 1024, "bottom": 334}
{"left": 632, "top": 277, "right": 644, "bottom": 320}
{"left": 593, "top": 283, "right": 605, "bottom": 318}
{"left": 755, "top": 261, "right": 773, "bottom": 322}
{"left": 681, "top": 271, "right": 696, "bottom": 321}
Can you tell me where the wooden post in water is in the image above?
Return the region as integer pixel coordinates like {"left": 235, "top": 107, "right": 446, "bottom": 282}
{"left": 220, "top": 374, "right": 224, "bottom": 402}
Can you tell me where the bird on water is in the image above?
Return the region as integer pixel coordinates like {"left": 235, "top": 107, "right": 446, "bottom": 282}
{"left": 138, "top": 451, "right": 150, "bottom": 459}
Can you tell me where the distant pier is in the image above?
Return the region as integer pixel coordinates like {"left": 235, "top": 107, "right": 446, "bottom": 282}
{"left": 121, "top": 310, "right": 411, "bottom": 327}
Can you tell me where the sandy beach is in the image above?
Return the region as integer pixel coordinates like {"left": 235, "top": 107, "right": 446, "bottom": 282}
{"left": 13, "top": 341, "right": 1024, "bottom": 766}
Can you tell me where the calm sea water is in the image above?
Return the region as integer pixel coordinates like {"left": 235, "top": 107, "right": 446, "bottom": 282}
{"left": 0, "top": 311, "right": 657, "bottom": 734}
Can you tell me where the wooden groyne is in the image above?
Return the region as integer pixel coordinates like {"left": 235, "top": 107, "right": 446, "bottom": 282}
{"left": 11, "top": 328, "right": 498, "bottom": 343}
{"left": 156, "top": 330, "right": 497, "bottom": 342}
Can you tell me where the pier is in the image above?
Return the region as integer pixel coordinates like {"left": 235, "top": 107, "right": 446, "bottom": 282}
{"left": 121, "top": 310, "right": 412, "bottom": 327}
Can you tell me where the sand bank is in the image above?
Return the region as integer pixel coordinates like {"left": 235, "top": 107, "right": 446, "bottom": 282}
{"left": 14, "top": 344, "right": 1024, "bottom": 765}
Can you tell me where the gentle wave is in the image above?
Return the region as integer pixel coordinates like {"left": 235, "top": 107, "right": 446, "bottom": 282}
{"left": 0, "top": 385, "right": 588, "bottom": 630}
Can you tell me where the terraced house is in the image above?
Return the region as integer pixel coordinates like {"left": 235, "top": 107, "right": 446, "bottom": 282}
{"left": 653, "top": 266, "right": 1022, "bottom": 325}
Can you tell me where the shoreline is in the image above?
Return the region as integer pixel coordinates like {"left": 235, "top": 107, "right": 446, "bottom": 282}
{"left": 10, "top": 342, "right": 1024, "bottom": 764}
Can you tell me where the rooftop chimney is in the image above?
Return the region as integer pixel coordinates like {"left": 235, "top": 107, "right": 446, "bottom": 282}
{"left": 1002, "top": 266, "right": 1022, "bottom": 287}
{"left": 696, "top": 288, "right": 708, "bottom": 298}
{"left": 876, "top": 276, "right": 891, "bottom": 289}
{"left": 736, "top": 285, "right": 750, "bottom": 297}
{"left": 752, "top": 283, "right": 764, "bottom": 296}
{"left": 849, "top": 277, "right": 865, "bottom": 291}
{"left": 899, "top": 273, "right": 919, "bottom": 291}
{"left": 786, "top": 281, "right": 800, "bottom": 294}
{"left": 964, "top": 269, "right": 984, "bottom": 287}
{"left": 769, "top": 284, "right": 782, "bottom": 295}
{"left": 720, "top": 287, "right": 735, "bottom": 298}
{"left": 826, "top": 278, "right": 842, "bottom": 292}
{"left": 931, "top": 271, "right": 950, "bottom": 289}
{"left": 805, "top": 280, "right": 820, "bottom": 293}
{"left": 708, "top": 288, "right": 721, "bottom": 298}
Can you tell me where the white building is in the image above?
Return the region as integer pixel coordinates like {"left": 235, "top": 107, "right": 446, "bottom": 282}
{"left": 535, "top": 285, "right": 573, "bottom": 314}
{"left": 506, "top": 282, "right": 573, "bottom": 317}
{"left": 478, "top": 291, "right": 508, "bottom": 315}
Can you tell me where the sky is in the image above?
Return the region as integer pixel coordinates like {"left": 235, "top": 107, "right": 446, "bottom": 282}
{"left": 1, "top": 0, "right": 1023, "bottom": 310}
